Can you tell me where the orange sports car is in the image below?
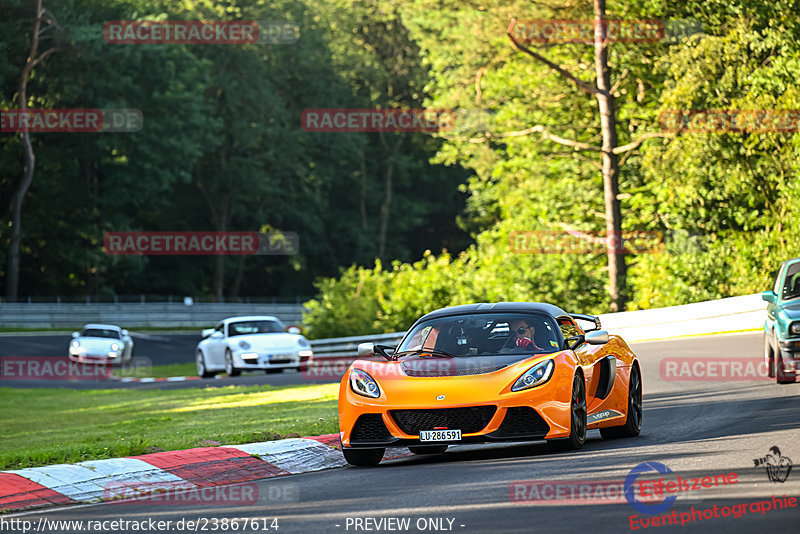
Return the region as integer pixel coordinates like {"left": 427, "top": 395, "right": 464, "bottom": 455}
{"left": 338, "top": 302, "right": 642, "bottom": 466}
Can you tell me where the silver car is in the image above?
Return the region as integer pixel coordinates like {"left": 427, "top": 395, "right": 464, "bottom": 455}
{"left": 69, "top": 323, "right": 134, "bottom": 365}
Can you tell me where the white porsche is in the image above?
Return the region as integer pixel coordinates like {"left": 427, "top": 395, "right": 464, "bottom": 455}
{"left": 68, "top": 323, "right": 134, "bottom": 365}
{"left": 196, "top": 316, "right": 313, "bottom": 377}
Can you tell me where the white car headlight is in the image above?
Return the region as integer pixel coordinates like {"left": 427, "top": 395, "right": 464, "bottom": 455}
{"left": 239, "top": 341, "right": 251, "bottom": 349}
{"left": 790, "top": 322, "right": 800, "bottom": 336}
{"left": 298, "top": 337, "right": 309, "bottom": 347}
{"left": 71, "top": 340, "right": 80, "bottom": 349}
{"left": 350, "top": 368, "right": 380, "bottom": 398}
{"left": 110, "top": 343, "right": 120, "bottom": 351}
{"left": 511, "top": 359, "right": 555, "bottom": 392}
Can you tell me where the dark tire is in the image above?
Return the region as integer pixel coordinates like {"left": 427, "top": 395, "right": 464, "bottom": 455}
{"left": 224, "top": 349, "right": 241, "bottom": 377}
{"left": 776, "top": 349, "right": 795, "bottom": 384}
{"left": 548, "top": 372, "right": 587, "bottom": 452}
{"left": 342, "top": 447, "right": 384, "bottom": 466}
{"left": 600, "top": 364, "right": 643, "bottom": 439}
{"left": 408, "top": 445, "right": 448, "bottom": 455}
{"left": 765, "top": 332, "right": 776, "bottom": 378}
{"left": 196, "top": 351, "right": 215, "bottom": 378}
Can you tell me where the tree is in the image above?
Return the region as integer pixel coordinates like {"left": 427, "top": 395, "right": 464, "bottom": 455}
{"left": 5, "top": 0, "right": 62, "bottom": 301}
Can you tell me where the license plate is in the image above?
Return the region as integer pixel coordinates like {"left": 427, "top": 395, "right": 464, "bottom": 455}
{"left": 419, "top": 429, "right": 461, "bottom": 442}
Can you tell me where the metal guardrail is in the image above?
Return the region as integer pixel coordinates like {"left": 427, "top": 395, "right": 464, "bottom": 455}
{"left": 309, "top": 332, "right": 405, "bottom": 362}
{"left": 0, "top": 302, "right": 305, "bottom": 328}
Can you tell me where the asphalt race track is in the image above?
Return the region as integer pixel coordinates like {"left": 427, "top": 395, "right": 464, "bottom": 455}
{"left": 3, "top": 332, "right": 800, "bottom": 533}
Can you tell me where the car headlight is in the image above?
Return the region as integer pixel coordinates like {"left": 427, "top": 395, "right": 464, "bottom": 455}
{"left": 511, "top": 359, "right": 555, "bottom": 392}
{"left": 239, "top": 341, "right": 251, "bottom": 349}
{"left": 790, "top": 322, "right": 800, "bottom": 336}
{"left": 350, "top": 368, "right": 380, "bottom": 398}
{"left": 110, "top": 343, "right": 120, "bottom": 351}
{"left": 298, "top": 337, "right": 309, "bottom": 347}
{"left": 71, "top": 340, "right": 80, "bottom": 349}
{"left": 298, "top": 349, "right": 313, "bottom": 358}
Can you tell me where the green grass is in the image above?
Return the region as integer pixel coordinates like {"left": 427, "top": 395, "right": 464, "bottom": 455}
{"left": 0, "top": 383, "right": 340, "bottom": 470}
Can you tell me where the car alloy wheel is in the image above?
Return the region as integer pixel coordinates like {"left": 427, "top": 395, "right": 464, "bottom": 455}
{"left": 225, "top": 349, "right": 241, "bottom": 377}
{"left": 548, "top": 372, "right": 587, "bottom": 451}
{"left": 601, "top": 365, "right": 642, "bottom": 439}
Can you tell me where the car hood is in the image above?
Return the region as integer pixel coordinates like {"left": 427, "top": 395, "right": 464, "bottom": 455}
{"left": 230, "top": 333, "right": 302, "bottom": 350}
{"left": 348, "top": 353, "right": 560, "bottom": 403}
{"left": 393, "top": 353, "right": 543, "bottom": 377}
{"left": 74, "top": 337, "right": 121, "bottom": 350}
{"left": 781, "top": 299, "right": 800, "bottom": 317}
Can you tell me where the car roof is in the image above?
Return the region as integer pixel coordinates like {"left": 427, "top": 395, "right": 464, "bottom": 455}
{"left": 414, "top": 302, "right": 570, "bottom": 325}
{"left": 83, "top": 323, "right": 122, "bottom": 331}
{"left": 223, "top": 316, "right": 280, "bottom": 324}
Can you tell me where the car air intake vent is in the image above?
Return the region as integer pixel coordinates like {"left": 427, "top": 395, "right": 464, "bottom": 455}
{"left": 351, "top": 413, "right": 392, "bottom": 442}
{"left": 403, "top": 364, "right": 508, "bottom": 377}
{"left": 493, "top": 407, "right": 550, "bottom": 438}
{"left": 389, "top": 406, "right": 496, "bottom": 434}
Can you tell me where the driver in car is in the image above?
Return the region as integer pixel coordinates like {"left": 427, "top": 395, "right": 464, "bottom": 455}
{"left": 509, "top": 319, "right": 543, "bottom": 351}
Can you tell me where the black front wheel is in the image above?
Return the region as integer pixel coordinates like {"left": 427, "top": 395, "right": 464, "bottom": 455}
{"left": 342, "top": 447, "right": 384, "bottom": 466}
{"left": 548, "top": 372, "right": 587, "bottom": 451}
{"left": 601, "top": 365, "right": 642, "bottom": 439}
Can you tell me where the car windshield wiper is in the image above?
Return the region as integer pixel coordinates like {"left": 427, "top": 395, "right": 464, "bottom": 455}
{"left": 394, "top": 348, "right": 459, "bottom": 358}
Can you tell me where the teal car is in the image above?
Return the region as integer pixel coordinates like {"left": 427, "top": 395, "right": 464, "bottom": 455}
{"left": 762, "top": 257, "right": 800, "bottom": 383}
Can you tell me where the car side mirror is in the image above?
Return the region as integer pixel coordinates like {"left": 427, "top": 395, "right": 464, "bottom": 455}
{"left": 287, "top": 326, "right": 302, "bottom": 335}
{"left": 565, "top": 335, "right": 584, "bottom": 350}
{"left": 211, "top": 331, "right": 224, "bottom": 339}
{"left": 762, "top": 290, "right": 777, "bottom": 303}
{"left": 585, "top": 330, "right": 609, "bottom": 345}
{"left": 201, "top": 328, "right": 214, "bottom": 338}
{"left": 121, "top": 329, "right": 129, "bottom": 336}
{"left": 357, "top": 343, "right": 375, "bottom": 358}
{"left": 71, "top": 332, "right": 79, "bottom": 338}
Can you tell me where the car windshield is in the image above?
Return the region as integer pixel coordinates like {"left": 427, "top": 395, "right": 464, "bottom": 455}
{"left": 228, "top": 320, "right": 284, "bottom": 336}
{"left": 81, "top": 328, "right": 120, "bottom": 339}
{"left": 783, "top": 263, "right": 800, "bottom": 300}
{"left": 397, "top": 313, "right": 561, "bottom": 357}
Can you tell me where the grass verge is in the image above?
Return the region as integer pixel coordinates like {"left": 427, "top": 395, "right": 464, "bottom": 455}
{"left": 0, "top": 382, "right": 339, "bottom": 470}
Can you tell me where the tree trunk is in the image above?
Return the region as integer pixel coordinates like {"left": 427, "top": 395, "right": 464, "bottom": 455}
{"left": 6, "top": 0, "right": 46, "bottom": 302}
{"left": 594, "top": 0, "right": 627, "bottom": 312}
{"left": 377, "top": 134, "right": 403, "bottom": 259}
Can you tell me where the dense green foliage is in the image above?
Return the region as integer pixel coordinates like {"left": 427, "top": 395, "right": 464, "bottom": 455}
{"left": 0, "top": 0, "right": 470, "bottom": 299}
{"left": 2, "top": 1, "right": 798, "bottom": 331}
{"left": 303, "top": 0, "right": 800, "bottom": 337}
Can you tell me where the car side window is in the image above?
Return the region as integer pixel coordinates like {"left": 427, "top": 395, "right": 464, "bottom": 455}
{"left": 773, "top": 265, "right": 785, "bottom": 294}
{"left": 557, "top": 317, "right": 581, "bottom": 342}
{"left": 215, "top": 323, "right": 224, "bottom": 336}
